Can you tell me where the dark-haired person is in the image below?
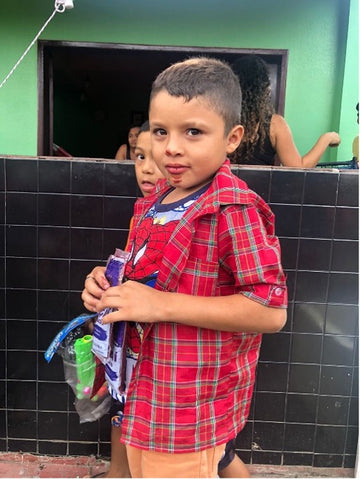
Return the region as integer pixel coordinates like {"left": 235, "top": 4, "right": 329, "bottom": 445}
{"left": 231, "top": 55, "right": 340, "bottom": 167}
{"left": 115, "top": 124, "right": 141, "bottom": 160}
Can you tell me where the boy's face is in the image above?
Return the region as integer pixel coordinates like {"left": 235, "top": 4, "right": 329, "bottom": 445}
{"left": 134, "top": 130, "right": 164, "bottom": 197}
{"left": 149, "top": 91, "right": 243, "bottom": 198}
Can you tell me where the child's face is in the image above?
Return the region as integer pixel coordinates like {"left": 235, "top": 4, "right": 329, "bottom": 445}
{"left": 149, "top": 91, "right": 243, "bottom": 197}
{"left": 134, "top": 130, "right": 164, "bottom": 197}
{"left": 128, "top": 126, "right": 140, "bottom": 148}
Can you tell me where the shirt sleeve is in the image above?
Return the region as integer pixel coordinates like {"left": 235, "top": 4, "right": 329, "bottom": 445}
{"left": 218, "top": 203, "right": 287, "bottom": 308}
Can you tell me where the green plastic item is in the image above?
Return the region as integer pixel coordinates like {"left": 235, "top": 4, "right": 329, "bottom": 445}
{"left": 74, "top": 335, "right": 95, "bottom": 399}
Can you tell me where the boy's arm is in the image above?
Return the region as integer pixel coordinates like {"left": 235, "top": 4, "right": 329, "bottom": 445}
{"left": 97, "top": 282, "right": 286, "bottom": 334}
{"left": 160, "top": 289, "right": 287, "bottom": 333}
{"left": 97, "top": 201, "right": 287, "bottom": 333}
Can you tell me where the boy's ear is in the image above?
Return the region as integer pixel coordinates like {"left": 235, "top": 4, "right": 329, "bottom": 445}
{"left": 226, "top": 125, "right": 244, "bottom": 154}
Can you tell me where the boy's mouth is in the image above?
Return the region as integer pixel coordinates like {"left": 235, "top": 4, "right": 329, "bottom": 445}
{"left": 141, "top": 181, "right": 155, "bottom": 193}
{"left": 166, "top": 165, "right": 188, "bottom": 175}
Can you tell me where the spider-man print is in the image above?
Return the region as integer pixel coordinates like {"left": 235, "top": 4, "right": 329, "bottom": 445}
{"left": 125, "top": 215, "right": 177, "bottom": 283}
{"left": 124, "top": 187, "right": 208, "bottom": 363}
{"left": 125, "top": 190, "right": 207, "bottom": 284}
{"left": 124, "top": 210, "right": 179, "bottom": 358}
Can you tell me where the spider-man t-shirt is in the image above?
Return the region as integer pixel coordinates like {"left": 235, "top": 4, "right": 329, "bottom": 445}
{"left": 123, "top": 184, "right": 210, "bottom": 369}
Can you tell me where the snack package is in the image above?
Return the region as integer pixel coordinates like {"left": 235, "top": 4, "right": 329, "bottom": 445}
{"left": 105, "top": 320, "right": 127, "bottom": 402}
{"left": 44, "top": 313, "right": 111, "bottom": 423}
{"left": 92, "top": 248, "right": 130, "bottom": 363}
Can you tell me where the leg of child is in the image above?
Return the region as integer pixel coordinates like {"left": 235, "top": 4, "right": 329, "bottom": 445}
{"left": 218, "top": 454, "right": 250, "bottom": 478}
{"left": 217, "top": 439, "right": 250, "bottom": 478}
{"left": 106, "top": 425, "right": 131, "bottom": 478}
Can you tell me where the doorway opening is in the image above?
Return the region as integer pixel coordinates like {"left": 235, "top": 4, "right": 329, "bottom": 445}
{"left": 38, "top": 41, "right": 288, "bottom": 159}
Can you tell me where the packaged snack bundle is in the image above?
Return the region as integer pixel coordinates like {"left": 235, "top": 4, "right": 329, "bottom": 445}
{"left": 44, "top": 313, "right": 111, "bottom": 423}
{"left": 91, "top": 249, "right": 130, "bottom": 402}
{"left": 45, "top": 248, "right": 131, "bottom": 421}
{"left": 105, "top": 321, "right": 127, "bottom": 402}
{"left": 92, "top": 249, "right": 130, "bottom": 363}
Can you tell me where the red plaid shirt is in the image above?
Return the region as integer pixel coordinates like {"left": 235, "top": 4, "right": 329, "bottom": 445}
{"left": 122, "top": 160, "right": 287, "bottom": 453}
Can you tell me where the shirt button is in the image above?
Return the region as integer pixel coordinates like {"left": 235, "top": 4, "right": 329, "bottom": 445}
{"left": 274, "top": 287, "right": 283, "bottom": 296}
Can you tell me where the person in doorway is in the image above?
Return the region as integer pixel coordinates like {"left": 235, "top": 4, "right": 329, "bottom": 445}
{"left": 230, "top": 55, "right": 341, "bottom": 167}
{"left": 115, "top": 124, "right": 141, "bottom": 160}
{"left": 83, "top": 57, "right": 287, "bottom": 478}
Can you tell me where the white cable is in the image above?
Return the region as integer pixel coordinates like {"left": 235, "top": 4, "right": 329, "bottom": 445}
{"left": 0, "top": 0, "right": 73, "bottom": 90}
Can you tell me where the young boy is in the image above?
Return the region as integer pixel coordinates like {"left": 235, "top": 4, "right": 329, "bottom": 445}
{"left": 85, "top": 120, "right": 250, "bottom": 478}
{"left": 84, "top": 57, "right": 287, "bottom": 478}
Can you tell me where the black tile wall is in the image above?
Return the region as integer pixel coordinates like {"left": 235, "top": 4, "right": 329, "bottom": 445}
{"left": 270, "top": 170, "right": 305, "bottom": 204}
{"left": 38, "top": 194, "right": 70, "bottom": 226}
{"left": 0, "top": 158, "right": 5, "bottom": 191}
{"left": 38, "top": 160, "right": 70, "bottom": 193}
{"left": 5, "top": 159, "right": 38, "bottom": 192}
{"left": 303, "top": 171, "right": 338, "bottom": 206}
{"left": 0, "top": 159, "right": 358, "bottom": 469}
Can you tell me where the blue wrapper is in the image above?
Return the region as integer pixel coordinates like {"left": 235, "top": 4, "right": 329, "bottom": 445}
{"left": 105, "top": 321, "right": 127, "bottom": 401}
{"left": 92, "top": 249, "right": 130, "bottom": 364}
{"left": 44, "top": 313, "right": 96, "bottom": 363}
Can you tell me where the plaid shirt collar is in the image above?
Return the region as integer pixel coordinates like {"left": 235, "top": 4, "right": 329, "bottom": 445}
{"left": 135, "top": 159, "right": 259, "bottom": 218}
{"left": 132, "top": 160, "right": 274, "bottom": 294}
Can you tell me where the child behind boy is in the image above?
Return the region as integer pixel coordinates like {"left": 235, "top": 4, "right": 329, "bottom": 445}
{"left": 84, "top": 121, "right": 163, "bottom": 478}
{"left": 84, "top": 57, "right": 287, "bottom": 478}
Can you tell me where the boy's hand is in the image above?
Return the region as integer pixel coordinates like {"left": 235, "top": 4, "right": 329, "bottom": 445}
{"left": 97, "top": 280, "right": 163, "bottom": 324}
{"left": 81, "top": 266, "right": 108, "bottom": 312}
{"left": 92, "top": 280, "right": 287, "bottom": 333}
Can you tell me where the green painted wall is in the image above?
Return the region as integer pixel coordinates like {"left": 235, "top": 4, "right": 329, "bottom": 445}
{"left": 337, "top": 0, "right": 359, "bottom": 161}
{"left": 0, "top": 0, "right": 357, "bottom": 163}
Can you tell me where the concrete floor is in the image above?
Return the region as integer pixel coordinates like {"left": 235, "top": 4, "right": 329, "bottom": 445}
{"left": 0, "top": 453, "right": 356, "bottom": 478}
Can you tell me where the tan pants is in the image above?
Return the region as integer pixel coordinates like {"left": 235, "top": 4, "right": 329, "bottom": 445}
{"left": 126, "top": 443, "right": 226, "bottom": 478}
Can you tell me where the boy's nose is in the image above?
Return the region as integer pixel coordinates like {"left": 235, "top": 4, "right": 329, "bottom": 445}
{"left": 142, "top": 159, "right": 154, "bottom": 173}
{"left": 165, "top": 135, "right": 183, "bottom": 156}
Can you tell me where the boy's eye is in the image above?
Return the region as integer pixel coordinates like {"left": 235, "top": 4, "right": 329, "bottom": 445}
{"left": 187, "top": 128, "right": 201, "bottom": 136}
{"left": 153, "top": 128, "right": 167, "bottom": 136}
{"left": 136, "top": 153, "right": 145, "bottom": 161}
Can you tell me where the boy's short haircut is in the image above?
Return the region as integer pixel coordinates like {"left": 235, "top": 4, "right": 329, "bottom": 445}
{"left": 150, "top": 57, "right": 242, "bottom": 134}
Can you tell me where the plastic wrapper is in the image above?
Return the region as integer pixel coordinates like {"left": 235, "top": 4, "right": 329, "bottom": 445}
{"left": 44, "top": 313, "right": 111, "bottom": 423}
{"left": 105, "top": 320, "right": 127, "bottom": 402}
{"left": 92, "top": 248, "right": 130, "bottom": 364}
{"left": 91, "top": 248, "right": 130, "bottom": 402}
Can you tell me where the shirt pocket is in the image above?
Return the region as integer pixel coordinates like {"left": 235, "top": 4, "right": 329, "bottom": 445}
{"left": 176, "top": 257, "right": 219, "bottom": 296}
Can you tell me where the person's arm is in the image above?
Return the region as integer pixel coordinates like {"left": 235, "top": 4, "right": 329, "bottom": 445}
{"left": 271, "top": 114, "right": 341, "bottom": 168}
{"left": 115, "top": 143, "right": 127, "bottom": 160}
{"left": 96, "top": 281, "right": 287, "bottom": 334}
{"left": 96, "top": 202, "right": 287, "bottom": 334}
{"left": 94, "top": 200, "right": 287, "bottom": 333}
